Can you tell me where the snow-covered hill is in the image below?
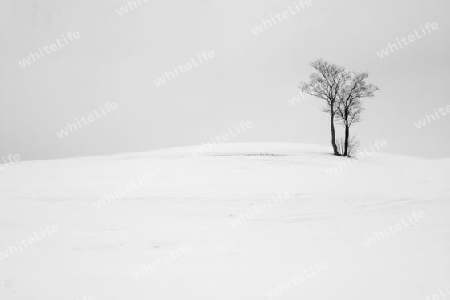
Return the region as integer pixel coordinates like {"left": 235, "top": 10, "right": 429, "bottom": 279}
{"left": 0, "top": 143, "right": 449, "bottom": 300}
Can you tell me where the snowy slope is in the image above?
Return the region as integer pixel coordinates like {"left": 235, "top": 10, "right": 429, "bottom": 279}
{"left": 0, "top": 143, "right": 449, "bottom": 300}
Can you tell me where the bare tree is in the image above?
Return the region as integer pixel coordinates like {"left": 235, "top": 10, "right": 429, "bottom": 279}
{"left": 336, "top": 71, "right": 379, "bottom": 156}
{"left": 336, "top": 135, "right": 360, "bottom": 158}
{"left": 299, "top": 59, "right": 347, "bottom": 156}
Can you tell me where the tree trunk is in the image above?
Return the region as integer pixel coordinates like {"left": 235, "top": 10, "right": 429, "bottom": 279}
{"left": 344, "top": 123, "right": 350, "bottom": 157}
{"left": 330, "top": 109, "right": 339, "bottom": 156}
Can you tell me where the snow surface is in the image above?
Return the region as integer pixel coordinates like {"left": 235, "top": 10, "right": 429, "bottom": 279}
{"left": 0, "top": 143, "right": 449, "bottom": 300}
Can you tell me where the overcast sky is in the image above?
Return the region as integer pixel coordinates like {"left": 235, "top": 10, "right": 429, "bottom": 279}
{"left": 1, "top": 0, "right": 449, "bottom": 161}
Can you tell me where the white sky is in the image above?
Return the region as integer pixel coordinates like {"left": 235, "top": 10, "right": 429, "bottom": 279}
{"left": 1, "top": 0, "right": 449, "bottom": 160}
